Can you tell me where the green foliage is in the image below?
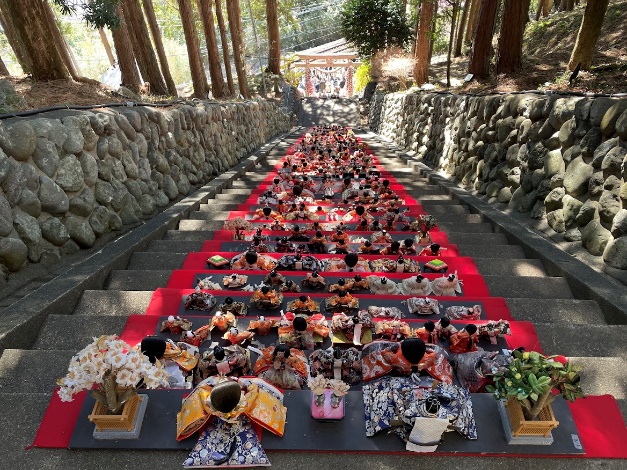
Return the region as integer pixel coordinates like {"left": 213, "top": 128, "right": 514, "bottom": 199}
{"left": 53, "top": 0, "right": 121, "bottom": 29}
{"left": 281, "top": 55, "right": 304, "bottom": 88}
{"left": 340, "top": 0, "right": 412, "bottom": 58}
{"left": 354, "top": 61, "right": 371, "bottom": 92}
{"left": 486, "top": 350, "right": 585, "bottom": 404}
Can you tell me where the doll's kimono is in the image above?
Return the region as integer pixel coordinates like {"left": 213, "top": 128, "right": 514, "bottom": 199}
{"left": 177, "top": 376, "right": 286, "bottom": 468}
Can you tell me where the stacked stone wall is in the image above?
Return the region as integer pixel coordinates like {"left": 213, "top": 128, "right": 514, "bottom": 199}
{"left": 369, "top": 92, "right": 627, "bottom": 268}
{"left": 0, "top": 101, "right": 290, "bottom": 276}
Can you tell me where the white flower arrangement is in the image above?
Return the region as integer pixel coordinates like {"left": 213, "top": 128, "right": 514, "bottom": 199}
{"left": 329, "top": 379, "right": 349, "bottom": 397}
{"left": 307, "top": 375, "right": 329, "bottom": 396}
{"left": 57, "top": 335, "right": 169, "bottom": 413}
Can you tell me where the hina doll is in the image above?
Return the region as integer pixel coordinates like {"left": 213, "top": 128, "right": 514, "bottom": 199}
{"left": 367, "top": 276, "right": 399, "bottom": 295}
{"left": 177, "top": 377, "right": 286, "bottom": 467}
{"left": 449, "top": 324, "right": 480, "bottom": 354}
{"left": 247, "top": 315, "right": 275, "bottom": 336}
{"left": 398, "top": 275, "right": 432, "bottom": 296}
{"left": 218, "top": 297, "right": 248, "bottom": 317}
{"left": 277, "top": 312, "right": 329, "bottom": 350}
{"left": 230, "top": 251, "right": 277, "bottom": 271}
{"left": 331, "top": 310, "right": 374, "bottom": 346}
{"left": 196, "top": 345, "right": 251, "bottom": 381}
{"left": 309, "top": 347, "right": 362, "bottom": 386}
{"left": 253, "top": 344, "right": 309, "bottom": 389}
{"left": 414, "top": 320, "right": 439, "bottom": 344}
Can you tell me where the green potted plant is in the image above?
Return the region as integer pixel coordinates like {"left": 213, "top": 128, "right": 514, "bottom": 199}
{"left": 487, "top": 350, "right": 585, "bottom": 439}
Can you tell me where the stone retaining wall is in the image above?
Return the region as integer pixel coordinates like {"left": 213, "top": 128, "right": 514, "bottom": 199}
{"left": 0, "top": 100, "right": 290, "bottom": 277}
{"left": 369, "top": 91, "right": 627, "bottom": 269}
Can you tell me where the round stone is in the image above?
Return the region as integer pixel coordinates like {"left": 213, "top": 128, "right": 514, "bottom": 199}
{"left": 40, "top": 217, "right": 70, "bottom": 246}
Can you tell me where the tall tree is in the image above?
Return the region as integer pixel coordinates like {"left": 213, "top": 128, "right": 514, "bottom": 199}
{"left": 215, "top": 0, "right": 235, "bottom": 95}
{"left": 0, "top": 5, "right": 32, "bottom": 74}
{"left": 177, "top": 0, "right": 209, "bottom": 98}
{"left": 122, "top": 0, "right": 168, "bottom": 95}
{"left": 143, "top": 0, "right": 178, "bottom": 96}
{"left": 467, "top": 0, "right": 500, "bottom": 78}
{"left": 447, "top": 0, "right": 460, "bottom": 87}
{"left": 0, "top": 53, "right": 9, "bottom": 76}
{"left": 464, "top": 0, "right": 480, "bottom": 44}
{"left": 226, "top": 0, "right": 250, "bottom": 98}
{"left": 196, "top": 0, "right": 228, "bottom": 98}
{"left": 0, "top": 0, "right": 69, "bottom": 80}
{"left": 43, "top": 0, "right": 81, "bottom": 79}
{"left": 265, "top": 0, "right": 281, "bottom": 75}
{"left": 98, "top": 28, "right": 116, "bottom": 66}
{"left": 111, "top": 4, "right": 142, "bottom": 92}
{"left": 454, "top": 0, "right": 471, "bottom": 57}
{"left": 496, "top": 0, "right": 530, "bottom": 74}
{"left": 535, "top": 0, "right": 545, "bottom": 21}
{"left": 568, "top": 0, "right": 609, "bottom": 71}
{"left": 413, "top": 0, "right": 437, "bottom": 85}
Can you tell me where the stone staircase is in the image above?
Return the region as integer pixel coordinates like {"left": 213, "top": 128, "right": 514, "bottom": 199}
{"left": 0, "top": 103, "right": 625, "bottom": 469}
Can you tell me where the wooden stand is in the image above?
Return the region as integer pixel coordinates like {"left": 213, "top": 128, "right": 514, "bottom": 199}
{"left": 88, "top": 393, "right": 142, "bottom": 432}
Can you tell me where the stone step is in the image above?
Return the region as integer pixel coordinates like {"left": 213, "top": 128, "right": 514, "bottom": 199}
{"left": 165, "top": 230, "right": 216, "bottom": 241}
{"left": 232, "top": 180, "right": 264, "bottom": 188}
{"left": 32, "top": 315, "right": 128, "bottom": 350}
{"left": 196, "top": 203, "right": 241, "bottom": 212}
{"left": 423, "top": 205, "right": 470, "bottom": 215}
{"left": 177, "top": 220, "right": 225, "bottom": 231}
{"left": 73, "top": 290, "right": 153, "bottom": 316}
{"left": 147, "top": 240, "right": 204, "bottom": 252}
{"left": 0, "top": 349, "right": 76, "bottom": 393}
{"left": 106, "top": 270, "right": 172, "bottom": 290}
{"left": 127, "top": 252, "right": 186, "bottom": 270}
{"left": 222, "top": 188, "right": 253, "bottom": 195}
{"left": 535, "top": 324, "right": 627, "bottom": 357}
{"left": 458, "top": 245, "right": 526, "bottom": 258}
{"left": 412, "top": 194, "right": 453, "bottom": 201}
{"left": 215, "top": 193, "right": 250, "bottom": 202}
{"left": 437, "top": 222, "right": 493, "bottom": 233}
{"left": 474, "top": 258, "right": 547, "bottom": 277}
{"left": 567, "top": 357, "right": 627, "bottom": 399}
{"left": 485, "top": 275, "right": 574, "bottom": 299}
{"left": 505, "top": 298, "right": 606, "bottom": 324}
{"left": 446, "top": 232, "right": 509, "bottom": 245}
{"left": 186, "top": 211, "right": 230, "bottom": 221}
{"left": 422, "top": 214, "right": 483, "bottom": 224}
{"left": 418, "top": 199, "right": 462, "bottom": 205}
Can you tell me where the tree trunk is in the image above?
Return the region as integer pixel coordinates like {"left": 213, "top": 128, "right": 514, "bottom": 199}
{"left": 413, "top": 0, "right": 437, "bottom": 85}
{"left": 0, "top": 7, "right": 32, "bottom": 74}
{"left": 111, "top": 4, "right": 142, "bottom": 93}
{"left": 177, "top": 0, "right": 209, "bottom": 98}
{"left": 266, "top": 0, "right": 281, "bottom": 75}
{"left": 122, "top": 0, "right": 167, "bottom": 95}
{"left": 535, "top": 0, "right": 545, "bottom": 21}
{"left": 215, "top": 0, "right": 235, "bottom": 95}
{"left": 465, "top": 0, "right": 481, "bottom": 44}
{"left": 454, "top": 0, "right": 471, "bottom": 57}
{"left": 496, "top": 0, "right": 531, "bottom": 74}
{"left": 0, "top": 0, "right": 69, "bottom": 80}
{"left": 226, "top": 0, "right": 249, "bottom": 98}
{"left": 467, "top": 0, "right": 500, "bottom": 78}
{"left": 197, "top": 0, "right": 228, "bottom": 98}
{"left": 543, "top": 0, "right": 553, "bottom": 17}
{"left": 568, "top": 0, "right": 609, "bottom": 71}
{"left": 143, "top": 0, "right": 178, "bottom": 96}
{"left": 99, "top": 28, "right": 116, "bottom": 66}
{"left": 563, "top": 0, "right": 576, "bottom": 11}
{"left": 42, "top": 0, "right": 81, "bottom": 79}
{"left": 0, "top": 53, "right": 9, "bottom": 76}
{"left": 447, "top": 1, "right": 460, "bottom": 86}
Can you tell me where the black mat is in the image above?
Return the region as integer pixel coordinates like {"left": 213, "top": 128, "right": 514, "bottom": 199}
{"left": 217, "top": 240, "right": 426, "bottom": 254}
{"left": 175, "top": 293, "right": 484, "bottom": 320}
{"left": 192, "top": 273, "right": 464, "bottom": 296}
{"left": 69, "top": 390, "right": 583, "bottom": 455}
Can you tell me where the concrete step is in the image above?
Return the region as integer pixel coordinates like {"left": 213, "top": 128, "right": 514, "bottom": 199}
{"left": 215, "top": 193, "right": 250, "bottom": 203}
{"left": 485, "top": 275, "right": 574, "bottom": 299}
{"left": 165, "top": 230, "right": 215, "bottom": 241}
{"left": 127, "top": 252, "right": 186, "bottom": 270}
{"left": 186, "top": 211, "right": 230, "bottom": 221}
{"left": 458, "top": 245, "right": 526, "bottom": 258}
{"left": 535, "top": 324, "right": 627, "bottom": 357}
{"left": 568, "top": 356, "right": 627, "bottom": 399}
{"left": 0, "top": 349, "right": 75, "bottom": 393}
{"left": 420, "top": 214, "right": 483, "bottom": 224}
{"left": 423, "top": 205, "right": 470, "bottom": 215}
{"left": 222, "top": 188, "right": 253, "bottom": 195}
{"left": 505, "top": 298, "right": 606, "bottom": 324}
{"left": 413, "top": 194, "right": 453, "bottom": 201}
{"left": 447, "top": 232, "right": 509, "bottom": 245}
{"left": 177, "top": 220, "right": 225, "bottom": 231}
{"left": 196, "top": 203, "right": 241, "bottom": 212}
{"left": 418, "top": 199, "right": 463, "bottom": 206}
{"left": 474, "top": 258, "right": 547, "bottom": 277}
{"left": 73, "top": 290, "right": 154, "bottom": 316}
{"left": 437, "top": 222, "right": 493, "bottom": 233}
{"left": 32, "top": 314, "right": 128, "bottom": 350}
{"left": 232, "top": 180, "right": 265, "bottom": 188}
{"left": 106, "top": 270, "right": 172, "bottom": 290}
{"left": 147, "top": 240, "right": 204, "bottom": 252}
